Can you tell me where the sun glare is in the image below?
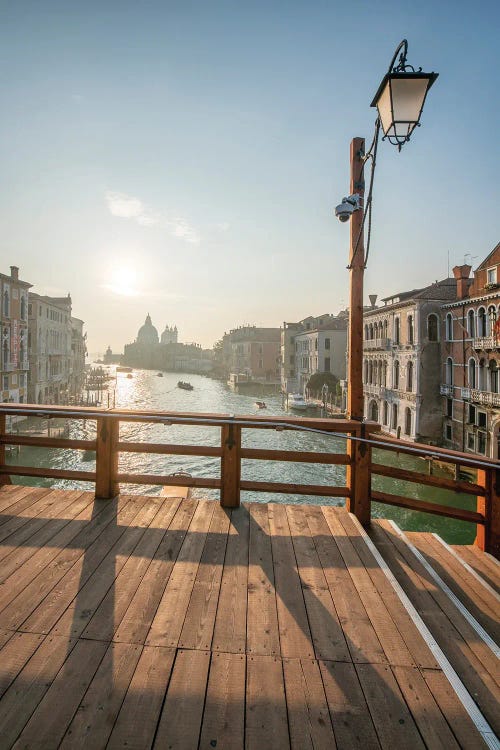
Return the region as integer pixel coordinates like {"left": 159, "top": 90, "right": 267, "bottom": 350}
{"left": 107, "top": 267, "right": 140, "bottom": 296}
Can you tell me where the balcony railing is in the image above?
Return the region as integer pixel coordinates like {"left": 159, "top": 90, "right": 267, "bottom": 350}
{"left": 473, "top": 335, "right": 499, "bottom": 350}
{"left": 470, "top": 389, "right": 500, "bottom": 408}
{"left": 0, "top": 403, "right": 499, "bottom": 557}
{"left": 2, "top": 362, "right": 16, "bottom": 372}
{"left": 461, "top": 387, "right": 471, "bottom": 400}
{"left": 440, "top": 384, "right": 453, "bottom": 397}
{"left": 364, "top": 338, "right": 391, "bottom": 350}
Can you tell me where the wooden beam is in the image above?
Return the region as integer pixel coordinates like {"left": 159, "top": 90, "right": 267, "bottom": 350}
{"left": 475, "top": 468, "right": 500, "bottom": 559}
{"left": 95, "top": 416, "right": 119, "bottom": 500}
{"left": 240, "top": 448, "right": 350, "bottom": 464}
{"left": 240, "top": 480, "right": 349, "bottom": 497}
{"left": 0, "top": 435, "right": 96, "bottom": 451}
{"left": 0, "top": 414, "right": 12, "bottom": 486}
{"left": 117, "top": 473, "right": 221, "bottom": 489}
{"left": 372, "top": 462, "right": 485, "bottom": 496}
{"left": 118, "top": 442, "right": 222, "bottom": 457}
{"left": 371, "top": 490, "right": 484, "bottom": 524}
{"left": 220, "top": 423, "right": 241, "bottom": 508}
{"left": 0, "top": 465, "right": 95, "bottom": 482}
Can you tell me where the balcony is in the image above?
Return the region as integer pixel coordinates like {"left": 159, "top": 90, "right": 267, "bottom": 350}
{"left": 470, "top": 389, "right": 500, "bottom": 408}
{"left": 473, "top": 335, "right": 499, "bottom": 351}
{"left": 461, "top": 387, "right": 471, "bottom": 400}
{"left": 440, "top": 384, "right": 453, "bottom": 397}
{"left": 364, "top": 337, "right": 391, "bottom": 350}
{"left": 2, "top": 362, "right": 16, "bottom": 372}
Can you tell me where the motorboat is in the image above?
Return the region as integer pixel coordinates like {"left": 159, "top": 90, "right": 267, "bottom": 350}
{"left": 255, "top": 401, "right": 267, "bottom": 409}
{"left": 178, "top": 381, "right": 194, "bottom": 391}
{"left": 157, "top": 372, "right": 163, "bottom": 377}
{"left": 287, "top": 393, "right": 308, "bottom": 411}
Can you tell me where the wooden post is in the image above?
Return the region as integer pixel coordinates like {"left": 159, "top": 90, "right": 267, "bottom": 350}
{"left": 95, "top": 416, "right": 119, "bottom": 500}
{"left": 475, "top": 467, "right": 500, "bottom": 559}
{"left": 347, "top": 137, "right": 366, "bottom": 421}
{"left": 0, "top": 414, "right": 12, "bottom": 486}
{"left": 346, "top": 425, "right": 371, "bottom": 526}
{"left": 220, "top": 422, "right": 241, "bottom": 508}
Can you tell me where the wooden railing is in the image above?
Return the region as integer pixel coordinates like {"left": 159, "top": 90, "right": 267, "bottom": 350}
{"left": 0, "top": 403, "right": 499, "bottom": 557}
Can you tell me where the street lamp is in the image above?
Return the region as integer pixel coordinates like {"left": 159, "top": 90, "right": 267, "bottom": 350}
{"left": 337, "top": 39, "right": 438, "bottom": 421}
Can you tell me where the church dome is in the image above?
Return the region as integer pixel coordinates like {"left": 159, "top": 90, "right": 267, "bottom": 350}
{"left": 137, "top": 314, "right": 159, "bottom": 345}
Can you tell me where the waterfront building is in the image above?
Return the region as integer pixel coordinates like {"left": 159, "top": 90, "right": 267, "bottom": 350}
{"left": 27, "top": 293, "right": 73, "bottom": 404}
{"left": 69, "top": 317, "right": 87, "bottom": 402}
{"left": 123, "top": 315, "right": 212, "bottom": 372}
{"left": 218, "top": 325, "right": 280, "bottom": 382}
{"left": 103, "top": 346, "right": 122, "bottom": 365}
{"left": 441, "top": 243, "right": 500, "bottom": 458}
{"left": 281, "top": 313, "right": 348, "bottom": 394}
{"left": 363, "top": 279, "right": 457, "bottom": 443}
{"left": 0, "top": 266, "right": 31, "bottom": 406}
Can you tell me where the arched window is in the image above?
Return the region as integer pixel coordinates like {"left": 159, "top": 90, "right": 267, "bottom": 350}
{"left": 427, "top": 314, "right": 438, "bottom": 342}
{"left": 393, "top": 361, "right": 400, "bottom": 389}
{"left": 394, "top": 317, "right": 400, "bottom": 344}
{"left": 383, "top": 320, "right": 388, "bottom": 338}
{"left": 404, "top": 408, "right": 412, "bottom": 436}
{"left": 370, "top": 400, "right": 378, "bottom": 422}
{"left": 446, "top": 357, "right": 453, "bottom": 386}
{"left": 468, "top": 358, "right": 476, "bottom": 388}
{"left": 488, "top": 306, "right": 497, "bottom": 336}
{"left": 20, "top": 296, "right": 26, "bottom": 320}
{"left": 489, "top": 360, "right": 498, "bottom": 394}
{"left": 383, "top": 401, "right": 388, "bottom": 425}
{"left": 383, "top": 361, "right": 387, "bottom": 386}
{"left": 478, "top": 307, "right": 487, "bottom": 337}
{"left": 364, "top": 325, "right": 369, "bottom": 340}
{"left": 479, "top": 358, "right": 486, "bottom": 390}
{"left": 467, "top": 309, "right": 475, "bottom": 338}
{"left": 446, "top": 313, "right": 453, "bottom": 341}
{"left": 407, "top": 315, "right": 414, "bottom": 345}
{"left": 374, "top": 322, "right": 379, "bottom": 339}
{"left": 364, "top": 359, "right": 368, "bottom": 384}
{"left": 407, "top": 361, "right": 413, "bottom": 392}
{"left": 368, "top": 361, "right": 373, "bottom": 384}
{"left": 369, "top": 324, "right": 374, "bottom": 340}
{"left": 392, "top": 403, "right": 398, "bottom": 429}
{"left": 3, "top": 290, "right": 9, "bottom": 317}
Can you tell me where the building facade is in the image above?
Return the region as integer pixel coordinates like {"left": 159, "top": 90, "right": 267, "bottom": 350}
{"left": 442, "top": 244, "right": 500, "bottom": 458}
{"left": 363, "top": 279, "right": 457, "bottom": 443}
{"left": 219, "top": 326, "right": 280, "bottom": 382}
{"left": 1, "top": 266, "right": 31, "bottom": 406}
{"left": 281, "top": 313, "right": 348, "bottom": 394}
{"left": 27, "top": 293, "right": 73, "bottom": 404}
{"left": 69, "top": 317, "right": 87, "bottom": 402}
{"left": 123, "top": 315, "right": 212, "bottom": 372}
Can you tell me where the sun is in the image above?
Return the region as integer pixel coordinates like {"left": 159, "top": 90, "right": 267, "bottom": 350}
{"left": 108, "top": 267, "right": 139, "bottom": 296}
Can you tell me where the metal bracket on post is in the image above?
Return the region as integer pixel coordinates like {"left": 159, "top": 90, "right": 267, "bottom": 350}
{"left": 359, "top": 423, "right": 367, "bottom": 458}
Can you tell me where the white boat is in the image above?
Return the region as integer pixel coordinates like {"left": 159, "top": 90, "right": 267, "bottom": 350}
{"left": 287, "top": 393, "right": 308, "bottom": 411}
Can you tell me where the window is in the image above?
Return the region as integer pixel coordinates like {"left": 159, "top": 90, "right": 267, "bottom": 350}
{"left": 487, "top": 267, "right": 497, "bottom": 285}
{"left": 446, "top": 313, "right": 453, "bottom": 341}
{"left": 406, "top": 361, "right": 413, "bottom": 392}
{"left": 445, "top": 423, "right": 452, "bottom": 441}
{"left": 489, "top": 360, "right": 499, "bottom": 393}
{"left": 325, "top": 338, "right": 330, "bottom": 350}
{"left": 404, "top": 408, "right": 412, "bottom": 435}
{"left": 2, "top": 375, "right": 7, "bottom": 390}
{"left": 467, "top": 432, "right": 475, "bottom": 451}
{"left": 391, "top": 403, "right": 398, "bottom": 429}
{"left": 477, "top": 411, "right": 487, "bottom": 428}
{"left": 477, "top": 432, "right": 487, "bottom": 454}
{"left": 467, "top": 404, "right": 476, "bottom": 424}
{"left": 446, "top": 357, "right": 453, "bottom": 386}
{"left": 407, "top": 315, "right": 414, "bottom": 345}
{"left": 383, "top": 401, "right": 388, "bottom": 425}
{"left": 394, "top": 318, "right": 400, "bottom": 344}
{"left": 467, "top": 309, "right": 475, "bottom": 337}
{"left": 3, "top": 290, "right": 9, "bottom": 317}
{"left": 468, "top": 358, "right": 476, "bottom": 388}
{"left": 426, "top": 314, "right": 438, "bottom": 342}
{"left": 393, "top": 361, "right": 399, "bottom": 389}
{"left": 488, "top": 306, "right": 497, "bottom": 335}
{"left": 324, "top": 357, "right": 331, "bottom": 372}
{"left": 446, "top": 398, "right": 453, "bottom": 417}
{"left": 478, "top": 307, "right": 487, "bottom": 336}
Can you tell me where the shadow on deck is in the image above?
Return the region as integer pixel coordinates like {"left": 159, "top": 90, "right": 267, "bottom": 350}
{"left": 0, "top": 485, "right": 497, "bottom": 749}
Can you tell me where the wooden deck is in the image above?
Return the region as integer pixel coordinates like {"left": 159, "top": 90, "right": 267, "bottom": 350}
{"left": 0, "top": 486, "right": 497, "bottom": 749}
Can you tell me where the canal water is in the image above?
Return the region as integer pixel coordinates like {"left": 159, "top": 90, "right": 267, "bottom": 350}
{"left": 8, "top": 367, "right": 477, "bottom": 544}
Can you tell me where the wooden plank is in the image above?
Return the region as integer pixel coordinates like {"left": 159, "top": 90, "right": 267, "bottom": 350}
{"left": 10, "top": 638, "right": 108, "bottom": 750}
{"left": 355, "top": 662, "right": 426, "bottom": 749}
{"left": 59, "top": 642, "right": 143, "bottom": 749}
{"left": 0, "top": 486, "right": 52, "bottom": 526}
{"left": 372, "top": 489, "right": 484, "bottom": 524}
{"left": 372, "top": 461, "right": 485, "bottom": 496}
{"left": 320, "top": 660, "right": 381, "bottom": 749}
{"left": 113, "top": 498, "right": 198, "bottom": 645}
{"left": 18, "top": 496, "right": 148, "bottom": 635}
{"left": 95, "top": 415, "right": 119, "bottom": 499}
{"left": 0, "top": 631, "right": 45, "bottom": 700}
{"left": 0, "top": 413, "right": 10, "bottom": 485}
{"left": 452, "top": 545, "right": 500, "bottom": 594}
{"left": 240, "top": 447, "right": 350, "bottom": 464}
{"left": 48, "top": 498, "right": 162, "bottom": 638}
{"left": 246, "top": 654, "right": 289, "bottom": 750}
{"left": 198, "top": 652, "right": 246, "bottom": 750}
{"left": 407, "top": 532, "right": 500, "bottom": 639}
{"left": 370, "top": 521, "right": 500, "bottom": 734}
{"left": 392, "top": 665, "right": 461, "bottom": 749}
{"left": 286, "top": 504, "right": 350, "bottom": 662}
{"left": 0, "top": 634, "right": 78, "bottom": 748}
{"left": 339, "top": 512, "right": 441, "bottom": 670}
{"left": 240, "top": 480, "right": 349, "bottom": 497}
{"left": 212, "top": 505, "right": 249, "bottom": 654}
{"left": 146, "top": 500, "right": 216, "bottom": 648}
{"left": 0, "top": 435, "right": 96, "bottom": 450}
{"left": 268, "top": 503, "right": 313, "bottom": 659}
{"left": 0, "top": 465, "right": 95, "bottom": 481}
{"left": 323, "top": 508, "right": 417, "bottom": 668}
{"left": 305, "top": 505, "right": 386, "bottom": 665}
{"left": 422, "top": 668, "right": 490, "bottom": 750}
{"left": 118, "top": 472, "right": 221, "bottom": 489}
{"left": 153, "top": 649, "right": 211, "bottom": 750}
{"left": 178, "top": 503, "right": 231, "bottom": 650}
{"left": 118, "top": 440, "right": 222, "bottom": 456}
{"left": 0, "top": 488, "right": 83, "bottom": 549}
{"left": 0, "top": 494, "right": 121, "bottom": 624}
{"left": 220, "top": 423, "right": 241, "bottom": 508}
{"left": 246, "top": 503, "right": 280, "bottom": 656}
{"left": 82, "top": 497, "right": 181, "bottom": 642}
{"left": 283, "top": 658, "right": 336, "bottom": 750}
{"left": 0, "top": 492, "right": 92, "bottom": 584}
{"left": 107, "top": 646, "right": 176, "bottom": 750}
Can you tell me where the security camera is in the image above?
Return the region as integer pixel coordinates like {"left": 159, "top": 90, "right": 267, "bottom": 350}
{"left": 335, "top": 194, "right": 362, "bottom": 223}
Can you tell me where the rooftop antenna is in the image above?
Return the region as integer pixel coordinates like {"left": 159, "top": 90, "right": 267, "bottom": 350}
{"left": 464, "top": 253, "right": 478, "bottom": 266}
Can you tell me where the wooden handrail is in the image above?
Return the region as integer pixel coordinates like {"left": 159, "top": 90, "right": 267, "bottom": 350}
{"left": 0, "top": 403, "right": 498, "bottom": 557}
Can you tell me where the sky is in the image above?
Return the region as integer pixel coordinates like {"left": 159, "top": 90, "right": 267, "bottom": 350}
{"left": 1, "top": 0, "right": 499, "bottom": 354}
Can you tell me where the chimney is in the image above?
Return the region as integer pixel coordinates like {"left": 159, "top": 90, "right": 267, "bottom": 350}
{"left": 369, "top": 294, "right": 378, "bottom": 308}
{"left": 10, "top": 266, "right": 19, "bottom": 281}
{"left": 452, "top": 265, "right": 471, "bottom": 300}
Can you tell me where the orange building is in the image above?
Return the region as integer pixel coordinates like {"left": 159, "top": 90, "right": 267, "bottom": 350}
{"left": 1, "top": 266, "right": 31, "bottom": 406}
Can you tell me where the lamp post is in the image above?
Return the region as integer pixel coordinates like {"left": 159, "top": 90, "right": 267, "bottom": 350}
{"left": 337, "top": 39, "right": 438, "bottom": 421}
{"left": 337, "top": 40, "right": 437, "bottom": 523}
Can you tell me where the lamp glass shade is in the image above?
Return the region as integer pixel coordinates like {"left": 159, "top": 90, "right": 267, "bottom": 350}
{"left": 371, "top": 71, "right": 438, "bottom": 145}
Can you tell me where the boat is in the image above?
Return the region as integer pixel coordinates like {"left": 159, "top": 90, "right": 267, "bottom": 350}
{"left": 157, "top": 372, "right": 163, "bottom": 377}
{"left": 255, "top": 401, "right": 267, "bottom": 409}
{"left": 117, "top": 366, "right": 133, "bottom": 373}
{"left": 287, "top": 393, "right": 308, "bottom": 411}
{"left": 178, "top": 381, "right": 194, "bottom": 391}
